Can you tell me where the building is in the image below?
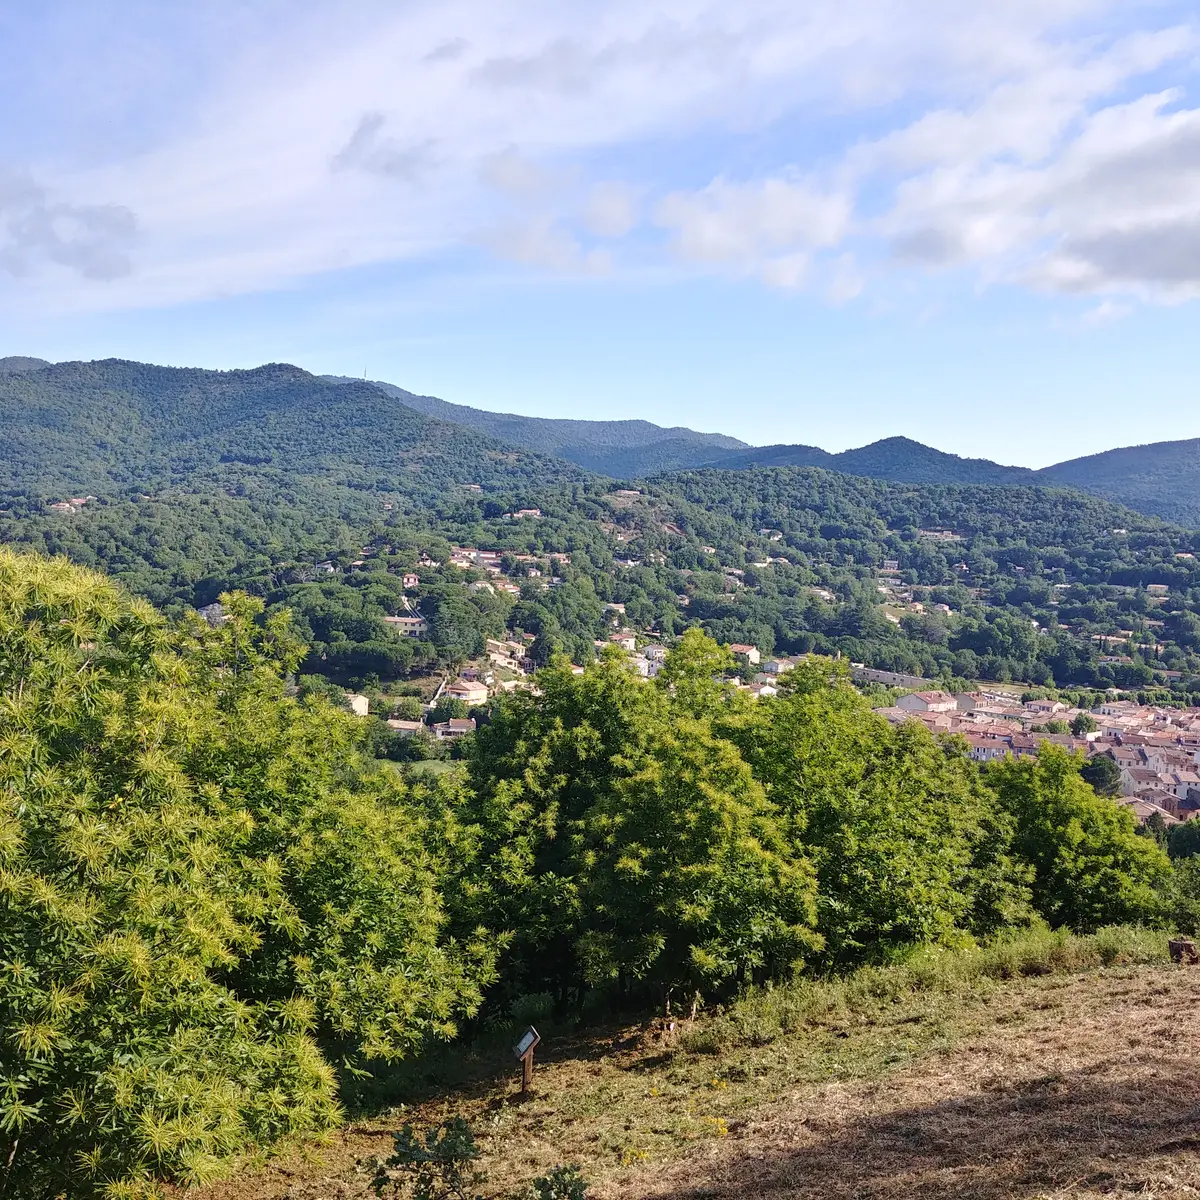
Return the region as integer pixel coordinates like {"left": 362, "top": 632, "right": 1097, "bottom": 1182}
{"left": 729, "top": 643, "right": 761, "bottom": 666}
{"left": 344, "top": 693, "right": 370, "bottom": 717}
{"left": 609, "top": 632, "right": 638, "bottom": 653}
{"left": 402, "top": 572, "right": 420, "bottom": 589}
{"left": 896, "top": 690, "right": 958, "bottom": 714}
{"left": 197, "top": 602, "right": 227, "bottom": 627}
{"left": 385, "top": 719, "right": 425, "bottom": 736}
{"left": 762, "top": 657, "right": 797, "bottom": 675}
{"left": 383, "top": 614, "right": 428, "bottom": 638}
{"left": 445, "top": 678, "right": 489, "bottom": 706}
{"left": 434, "top": 717, "right": 477, "bottom": 739}
{"left": 851, "top": 665, "right": 932, "bottom": 690}
{"left": 964, "top": 735, "right": 1011, "bottom": 763}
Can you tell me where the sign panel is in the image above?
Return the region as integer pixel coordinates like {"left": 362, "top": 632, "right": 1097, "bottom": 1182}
{"left": 513, "top": 1026, "right": 540, "bottom": 1060}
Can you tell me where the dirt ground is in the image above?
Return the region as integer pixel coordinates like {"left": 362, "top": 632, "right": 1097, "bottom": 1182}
{"left": 190, "top": 964, "right": 1200, "bottom": 1200}
{"left": 617, "top": 967, "right": 1200, "bottom": 1200}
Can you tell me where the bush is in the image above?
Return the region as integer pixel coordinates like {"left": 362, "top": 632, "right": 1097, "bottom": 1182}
{"left": 372, "top": 1117, "right": 484, "bottom": 1199}
{"left": 681, "top": 926, "right": 1165, "bottom": 1055}
{"left": 511, "top": 992, "right": 555, "bottom": 1027}
{"left": 529, "top": 1164, "right": 589, "bottom": 1200}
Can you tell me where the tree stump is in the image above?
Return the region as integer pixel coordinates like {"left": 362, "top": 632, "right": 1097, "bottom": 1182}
{"left": 1169, "top": 937, "right": 1199, "bottom": 965}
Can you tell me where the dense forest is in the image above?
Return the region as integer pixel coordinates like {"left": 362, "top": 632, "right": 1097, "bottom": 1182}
{"left": 2, "top": 547, "right": 1191, "bottom": 1198}
{"left": 8, "top": 358, "right": 1200, "bottom": 704}
{"left": 327, "top": 368, "right": 1200, "bottom": 524}
{"left": 326, "top": 374, "right": 747, "bottom": 477}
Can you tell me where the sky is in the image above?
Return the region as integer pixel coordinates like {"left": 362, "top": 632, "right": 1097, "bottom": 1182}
{"left": 2, "top": 0, "right": 1200, "bottom": 467}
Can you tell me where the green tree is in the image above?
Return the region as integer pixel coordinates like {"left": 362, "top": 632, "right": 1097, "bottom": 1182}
{"left": 463, "top": 643, "right": 819, "bottom": 1007}
{"left": 430, "top": 696, "right": 469, "bottom": 724}
{"left": 654, "top": 628, "right": 736, "bottom": 717}
{"left": 1080, "top": 753, "right": 1122, "bottom": 797}
{"left": 1168, "top": 818, "right": 1200, "bottom": 860}
{"left": 390, "top": 695, "right": 425, "bottom": 721}
{"left": 1071, "top": 712, "right": 1098, "bottom": 736}
{"left": 576, "top": 715, "right": 820, "bottom": 1004}
{"left": 0, "top": 549, "right": 493, "bottom": 1198}
{"left": 730, "top": 659, "right": 1034, "bottom": 964}
{"left": 985, "top": 745, "right": 1170, "bottom": 929}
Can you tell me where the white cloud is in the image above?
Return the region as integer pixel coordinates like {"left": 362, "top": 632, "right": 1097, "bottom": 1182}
{"left": 1080, "top": 298, "right": 1133, "bottom": 324}
{"left": 583, "top": 182, "right": 637, "bottom": 237}
{"left": 657, "top": 178, "right": 851, "bottom": 285}
{"left": 4, "top": 0, "right": 1200, "bottom": 311}
{"left": 486, "top": 215, "right": 610, "bottom": 273}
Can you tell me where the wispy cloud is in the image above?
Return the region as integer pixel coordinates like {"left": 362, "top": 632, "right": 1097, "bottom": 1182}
{"left": 3, "top": 0, "right": 1199, "bottom": 313}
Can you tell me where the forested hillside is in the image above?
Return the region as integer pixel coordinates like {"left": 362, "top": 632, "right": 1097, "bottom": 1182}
{"left": 8, "top": 358, "right": 1200, "bottom": 698}
{"left": 705, "top": 435, "right": 1038, "bottom": 486}
{"left": 705, "top": 436, "right": 1200, "bottom": 525}
{"left": 0, "top": 358, "right": 588, "bottom": 498}
{"left": 326, "top": 374, "right": 747, "bottom": 476}
{"left": 11, "top": 356, "right": 1200, "bottom": 524}
{"left": 1038, "top": 438, "right": 1200, "bottom": 526}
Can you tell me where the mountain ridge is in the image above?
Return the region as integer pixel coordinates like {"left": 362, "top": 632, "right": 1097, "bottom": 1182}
{"left": 330, "top": 373, "right": 1199, "bottom": 525}
{"left": 8, "top": 356, "right": 1200, "bottom": 525}
{"left": 323, "top": 374, "right": 748, "bottom": 476}
{"left": 0, "top": 358, "right": 589, "bottom": 501}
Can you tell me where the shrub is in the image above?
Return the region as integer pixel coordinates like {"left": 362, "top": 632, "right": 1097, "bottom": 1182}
{"left": 681, "top": 926, "right": 1165, "bottom": 1055}
{"left": 372, "top": 1117, "right": 485, "bottom": 1200}
{"left": 529, "top": 1164, "right": 589, "bottom": 1199}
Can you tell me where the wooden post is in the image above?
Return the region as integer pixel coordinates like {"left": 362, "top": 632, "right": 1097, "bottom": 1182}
{"left": 513, "top": 1026, "right": 540, "bottom": 1096}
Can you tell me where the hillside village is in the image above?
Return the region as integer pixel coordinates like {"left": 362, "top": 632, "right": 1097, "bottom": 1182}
{"left": 302, "top": 538, "right": 1200, "bottom": 833}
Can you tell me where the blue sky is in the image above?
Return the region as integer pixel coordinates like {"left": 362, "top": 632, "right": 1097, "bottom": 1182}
{"left": 3, "top": 0, "right": 1199, "bottom": 467}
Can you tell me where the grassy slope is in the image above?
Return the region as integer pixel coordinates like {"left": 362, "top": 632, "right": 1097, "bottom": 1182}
{"left": 187, "top": 929, "right": 1200, "bottom": 1200}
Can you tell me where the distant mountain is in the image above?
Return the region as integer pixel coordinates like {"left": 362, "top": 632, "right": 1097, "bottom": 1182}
{"left": 707, "top": 436, "right": 1038, "bottom": 487}
{"left": 1037, "top": 440, "right": 1200, "bottom": 528}
{"left": 323, "top": 375, "right": 747, "bottom": 476}
{"left": 0, "top": 359, "right": 588, "bottom": 501}
{"left": 8, "top": 358, "right": 1200, "bottom": 526}
{"left": 703, "top": 435, "right": 1200, "bottom": 524}
{"left": 0, "top": 356, "right": 51, "bottom": 374}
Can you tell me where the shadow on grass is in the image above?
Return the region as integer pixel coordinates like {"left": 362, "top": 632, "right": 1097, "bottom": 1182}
{"left": 653, "top": 1058, "right": 1200, "bottom": 1199}
{"left": 340, "top": 1017, "right": 653, "bottom": 1120}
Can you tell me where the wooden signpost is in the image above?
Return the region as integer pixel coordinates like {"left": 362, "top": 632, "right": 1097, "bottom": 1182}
{"left": 513, "top": 1026, "right": 541, "bottom": 1095}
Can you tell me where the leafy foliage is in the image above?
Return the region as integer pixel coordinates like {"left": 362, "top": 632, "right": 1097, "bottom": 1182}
{"left": 371, "top": 1117, "right": 485, "bottom": 1200}
{"left": 986, "top": 746, "right": 1171, "bottom": 929}
{"left": 528, "top": 1164, "right": 589, "bottom": 1200}
{"left": 0, "top": 549, "right": 492, "bottom": 1197}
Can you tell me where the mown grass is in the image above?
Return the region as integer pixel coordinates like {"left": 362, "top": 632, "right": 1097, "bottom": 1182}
{"left": 682, "top": 925, "right": 1166, "bottom": 1055}
{"left": 193, "top": 925, "right": 1176, "bottom": 1200}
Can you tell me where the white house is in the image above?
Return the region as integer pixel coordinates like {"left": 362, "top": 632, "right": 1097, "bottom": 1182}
{"left": 445, "top": 678, "right": 489, "bottom": 706}
{"left": 729, "top": 643, "right": 761, "bottom": 666}
{"left": 896, "top": 690, "right": 957, "bottom": 714}
{"left": 383, "top": 614, "right": 428, "bottom": 638}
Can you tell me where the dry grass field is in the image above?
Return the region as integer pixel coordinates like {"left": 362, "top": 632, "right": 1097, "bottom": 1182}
{"left": 187, "top": 934, "right": 1200, "bottom": 1200}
